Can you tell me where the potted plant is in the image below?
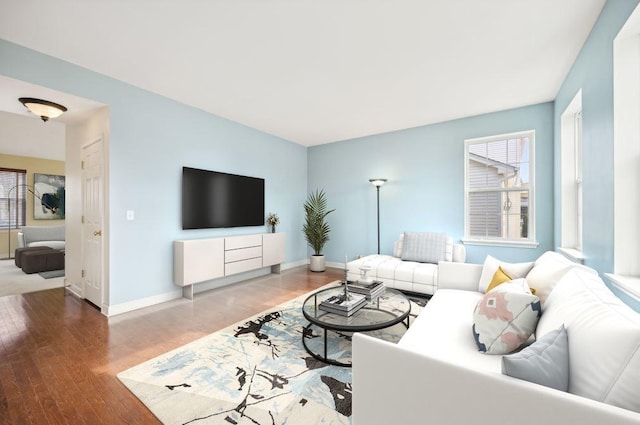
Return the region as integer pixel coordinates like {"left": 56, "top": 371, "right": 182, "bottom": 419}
{"left": 303, "top": 189, "right": 335, "bottom": 272}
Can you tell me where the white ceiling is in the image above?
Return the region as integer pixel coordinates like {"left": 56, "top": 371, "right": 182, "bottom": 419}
{"left": 0, "top": 0, "right": 606, "bottom": 146}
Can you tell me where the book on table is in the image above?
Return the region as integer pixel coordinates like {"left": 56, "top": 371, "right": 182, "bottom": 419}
{"left": 347, "top": 280, "right": 386, "bottom": 299}
{"left": 319, "top": 292, "right": 367, "bottom": 316}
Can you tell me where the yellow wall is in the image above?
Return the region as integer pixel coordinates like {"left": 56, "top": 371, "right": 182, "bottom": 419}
{"left": 0, "top": 153, "right": 65, "bottom": 257}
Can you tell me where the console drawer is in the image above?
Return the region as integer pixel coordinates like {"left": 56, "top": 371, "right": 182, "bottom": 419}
{"left": 225, "top": 246, "right": 262, "bottom": 263}
{"left": 225, "top": 257, "right": 263, "bottom": 276}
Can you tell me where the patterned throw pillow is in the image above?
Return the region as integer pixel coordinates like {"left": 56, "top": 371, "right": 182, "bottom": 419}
{"left": 472, "top": 280, "right": 542, "bottom": 354}
{"left": 400, "top": 232, "right": 452, "bottom": 264}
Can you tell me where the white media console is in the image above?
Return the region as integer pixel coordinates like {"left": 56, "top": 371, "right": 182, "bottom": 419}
{"left": 174, "top": 232, "right": 286, "bottom": 299}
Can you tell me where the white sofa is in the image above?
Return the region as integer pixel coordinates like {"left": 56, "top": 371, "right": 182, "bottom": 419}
{"left": 353, "top": 251, "right": 640, "bottom": 425}
{"left": 347, "top": 233, "right": 465, "bottom": 295}
{"left": 17, "top": 225, "right": 65, "bottom": 251}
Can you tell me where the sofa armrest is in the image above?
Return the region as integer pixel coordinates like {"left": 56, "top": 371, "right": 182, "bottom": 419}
{"left": 17, "top": 232, "right": 25, "bottom": 248}
{"left": 437, "top": 261, "right": 482, "bottom": 291}
{"left": 352, "top": 334, "right": 640, "bottom": 425}
{"left": 452, "top": 243, "right": 466, "bottom": 262}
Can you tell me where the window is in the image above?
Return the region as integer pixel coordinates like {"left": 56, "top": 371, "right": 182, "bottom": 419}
{"left": 575, "top": 111, "right": 583, "bottom": 251}
{"left": 0, "top": 169, "right": 27, "bottom": 230}
{"left": 464, "top": 131, "right": 536, "bottom": 247}
{"left": 559, "top": 90, "right": 583, "bottom": 262}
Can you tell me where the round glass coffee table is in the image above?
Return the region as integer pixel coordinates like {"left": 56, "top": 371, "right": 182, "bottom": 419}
{"left": 301, "top": 284, "right": 411, "bottom": 367}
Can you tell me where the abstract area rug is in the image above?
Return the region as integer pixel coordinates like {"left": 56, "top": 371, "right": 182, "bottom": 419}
{"left": 118, "top": 285, "right": 426, "bottom": 425}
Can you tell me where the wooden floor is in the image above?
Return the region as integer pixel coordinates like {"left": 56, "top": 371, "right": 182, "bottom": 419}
{"left": 0, "top": 266, "right": 342, "bottom": 424}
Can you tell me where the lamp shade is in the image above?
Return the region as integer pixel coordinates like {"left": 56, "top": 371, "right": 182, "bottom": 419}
{"left": 369, "top": 178, "right": 387, "bottom": 187}
{"left": 19, "top": 98, "right": 67, "bottom": 122}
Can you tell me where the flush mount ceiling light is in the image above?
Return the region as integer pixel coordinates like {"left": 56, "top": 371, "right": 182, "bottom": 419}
{"left": 18, "top": 97, "right": 67, "bottom": 122}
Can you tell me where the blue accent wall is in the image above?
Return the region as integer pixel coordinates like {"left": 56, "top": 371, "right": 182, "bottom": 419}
{"left": 553, "top": 0, "right": 640, "bottom": 273}
{"left": 0, "top": 39, "right": 309, "bottom": 305}
{"left": 308, "top": 102, "right": 554, "bottom": 265}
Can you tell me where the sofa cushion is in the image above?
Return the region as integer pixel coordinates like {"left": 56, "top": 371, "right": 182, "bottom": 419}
{"left": 536, "top": 267, "right": 640, "bottom": 413}
{"left": 472, "top": 280, "right": 541, "bottom": 354}
{"left": 401, "top": 232, "right": 452, "bottom": 264}
{"left": 502, "top": 325, "right": 569, "bottom": 392}
{"left": 399, "top": 289, "right": 503, "bottom": 372}
{"left": 525, "top": 251, "right": 578, "bottom": 306}
{"left": 478, "top": 255, "right": 534, "bottom": 292}
{"left": 28, "top": 240, "right": 65, "bottom": 250}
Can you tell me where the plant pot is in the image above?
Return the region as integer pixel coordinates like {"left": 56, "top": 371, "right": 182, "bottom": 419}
{"left": 309, "top": 255, "right": 326, "bottom": 272}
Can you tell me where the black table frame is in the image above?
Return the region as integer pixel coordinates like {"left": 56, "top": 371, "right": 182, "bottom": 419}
{"left": 301, "top": 286, "right": 411, "bottom": 367}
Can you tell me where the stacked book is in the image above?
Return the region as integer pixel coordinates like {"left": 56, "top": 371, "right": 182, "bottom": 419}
{"left": 319, "top": 293, "right": 367, "bottom": 316}
{"left": 347, "top": 280, "right": 386, "bottom": 300}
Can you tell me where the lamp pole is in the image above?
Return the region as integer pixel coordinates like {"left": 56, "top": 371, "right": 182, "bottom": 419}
{"left": 6, "top": 185, "right": 39, "bottom": 259}
{"left": 369, "top": 179, "right": 387, "bottom": 255}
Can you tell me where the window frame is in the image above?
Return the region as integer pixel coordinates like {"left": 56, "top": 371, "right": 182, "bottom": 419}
{"left": 559, "top": 90, "right": 584, "bottom": 263}
{"left": 0, "top": 168, "right": 28, "bottom": 231}
{"left": 463, "top": 130, "right": 537, "bottom": 248}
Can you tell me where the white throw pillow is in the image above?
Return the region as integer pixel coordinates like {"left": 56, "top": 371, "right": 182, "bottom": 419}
{"left": 525, "top": 251, "right": 578, "bottom": 306}
{"left": 393, "top": 233, "right": 405, "bottom": 258}
{"left": 472, "top": 279, "right": 541, "bottom": 354}
{"left": 536, "top": 267, "right": 640, "bottom": 413}
{"left": 477, "top": 255, "right": 534, "bottom": 292}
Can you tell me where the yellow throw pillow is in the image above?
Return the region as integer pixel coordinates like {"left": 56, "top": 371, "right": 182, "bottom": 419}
{"left": 486, "top": 266, "right": 512, "bottom": 293}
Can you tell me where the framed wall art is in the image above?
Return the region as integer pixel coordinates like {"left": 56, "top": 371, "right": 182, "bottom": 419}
{"left": 34, "top": 173, "right": 65, "bottom": 220}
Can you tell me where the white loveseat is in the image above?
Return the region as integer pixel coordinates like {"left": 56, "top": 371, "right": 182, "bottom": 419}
{"left": 17, "top": 225, "right": 66, "bottom": 251}
{"left": 347, "top": 233, "right": 465, "bottom": 295}
{"left": 353, "top": 251, "right": 640, "bottom": 425}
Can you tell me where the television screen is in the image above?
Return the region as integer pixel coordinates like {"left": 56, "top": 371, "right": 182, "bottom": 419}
{"left": 182, "top": 167, "right": 265, "bottom": 229}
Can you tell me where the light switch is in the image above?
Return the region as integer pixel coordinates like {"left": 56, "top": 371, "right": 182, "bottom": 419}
{"left": 126, "top": 210, "right": 135, "bottom": 221}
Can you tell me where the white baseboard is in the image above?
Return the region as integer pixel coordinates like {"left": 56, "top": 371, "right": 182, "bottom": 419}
{"left": 282, "top": 259, "right": 308, "bottom": 270}
{"left": 105, "top": 289, "right": 182, "bottom": 317}
{"left": 64, "top": 278, "right": 83, "bottom": 298}
{"left": 193, "top": 268, "right": 270, "bottom": 294}
{"left": 103, "top": 260, "right": 309, "bottom": 316}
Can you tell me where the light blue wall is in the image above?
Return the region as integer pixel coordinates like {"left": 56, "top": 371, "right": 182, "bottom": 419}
{"left": 553, "top": 0, "right": 640, "bottom": 274}
{"left": 0, "top": 39, "right": 309, "bottom": 305}
{"left": 308, "top": 102, "right": 554, "bottom": 265}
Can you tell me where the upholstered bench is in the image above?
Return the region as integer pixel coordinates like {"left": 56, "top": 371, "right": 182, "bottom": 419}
{"left": 21, "top": 249, "right": 65, "bottom": 274}
{"left": 15, "top": 246, "right": 55, "bottom": 268}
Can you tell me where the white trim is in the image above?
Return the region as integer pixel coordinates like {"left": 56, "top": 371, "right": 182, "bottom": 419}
{"left": 605, "top": 273, "right": 640, "bottom": 300}
{"left": 283, "top": 259, "right": 309, "bottom": 269}
{"left": 105, "top": 260, "right": 305, "bottom": 316}
{"left": 64, "top": 278, "right": 83, "bottom": 298}
{"left": 560, "top": 90, "right": 582, "bottom": 251}
{"left": 613, "top": 7, "right": 640, "bottom": 277}
{"left": 461, "top": 238, "right": 539, "bottom": 248}
{"left": 105, "top": 289, "right": 182, "bottom": 317}
{"left": 557, "top": 247, "right": 585, "bottom": 264}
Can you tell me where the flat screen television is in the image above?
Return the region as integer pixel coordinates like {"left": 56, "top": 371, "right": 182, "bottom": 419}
{"left": 182, "top": 167, "right": 265, "bottom": 229}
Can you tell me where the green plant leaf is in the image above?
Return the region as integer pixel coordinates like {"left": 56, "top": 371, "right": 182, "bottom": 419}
{"left": 302, "top": 189, "right": 335, "bottom": 255}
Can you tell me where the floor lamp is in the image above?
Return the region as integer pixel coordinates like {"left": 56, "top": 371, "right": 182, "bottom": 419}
{"left": 369, "top": 178, "right": 387, "bottom": 255}
{"left": 6, "top": 184, "right": 39, "bottom": 260}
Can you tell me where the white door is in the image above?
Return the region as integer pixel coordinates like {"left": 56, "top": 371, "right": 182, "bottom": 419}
{"left": 82, "top": 138, "right": 104, "bottom": 308}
